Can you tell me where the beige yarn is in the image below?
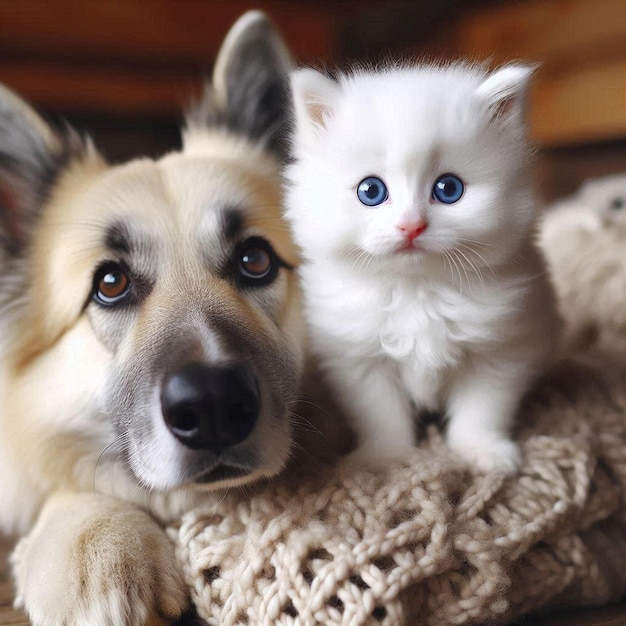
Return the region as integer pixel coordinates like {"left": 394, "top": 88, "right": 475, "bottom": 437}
{"left": 172, "top": 359, "right": 626, "bottom": 625}
{"left": 171, "top": 204, "right": 626, "bottom": 625}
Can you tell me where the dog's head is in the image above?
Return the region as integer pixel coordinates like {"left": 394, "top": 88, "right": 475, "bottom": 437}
{"left": 0, "top": 12, "right": 304, "bottom": 532}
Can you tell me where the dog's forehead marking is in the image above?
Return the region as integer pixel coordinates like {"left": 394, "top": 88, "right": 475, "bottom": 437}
{"left": 158, "top": 153, "right": 268, "bottom": 220}
{"left": 76, "top": 146, "right": 299, "bottom": 271}
{"left": 223, "top": 207, "right": 243, "bottom": 240}
{"left": 105, "top": 222, "right": 131, "bottom": 255}
{"left": 158, "top": 149, "right": 301, "bottom": 268}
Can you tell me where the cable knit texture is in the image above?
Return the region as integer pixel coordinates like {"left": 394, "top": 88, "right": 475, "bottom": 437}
{"left": 171, "top": 207, "right": 626, "bottom": 625}
{"left": 171, "top": 357, "right": 626, "bottom": 626}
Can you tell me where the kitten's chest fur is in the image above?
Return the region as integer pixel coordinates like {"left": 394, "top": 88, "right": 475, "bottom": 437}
{"left": 303, "top": 263, "right": 526, "bottom": 405}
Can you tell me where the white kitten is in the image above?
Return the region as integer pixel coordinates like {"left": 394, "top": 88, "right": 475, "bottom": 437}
{"left": 286, "top": 63, "right": 561, "bottom": 473}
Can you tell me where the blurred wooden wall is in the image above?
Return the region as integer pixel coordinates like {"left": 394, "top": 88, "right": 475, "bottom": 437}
{"left": 418, "top": 0, "right": 626, "bottom": 200}
{"left": 0, "top": 1, "right": 337, "bottom": 116}
{"left": 0, "top": 0, "right": 341, "bottom": 160}
{"left": 1, "top": 0, "right": 624, "bottom": 200}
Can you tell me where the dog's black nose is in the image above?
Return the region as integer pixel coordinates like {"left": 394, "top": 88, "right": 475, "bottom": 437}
{"left": 161, "top": 363, "right": 260, "bottom": 453}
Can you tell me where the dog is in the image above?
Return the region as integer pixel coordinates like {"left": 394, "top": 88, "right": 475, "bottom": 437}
{"left": 0, "top": 12, "right": 305, "bottom": 625}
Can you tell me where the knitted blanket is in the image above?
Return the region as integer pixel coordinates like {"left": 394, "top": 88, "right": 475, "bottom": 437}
{"left": 171, "top": 202, "right": 626, "bottom": 625}
{"left": 171, "top": 357, "right": 626, "bottom": 625}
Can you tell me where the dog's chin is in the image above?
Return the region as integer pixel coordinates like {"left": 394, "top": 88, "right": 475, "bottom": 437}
{"left": 124, "top": 445, "right": 286, "bottom": 493}
{"left": 194, "top": 463, "right": 251, "bottom": 484}
{"left": 192, "top": 464, "right": 280, "bottom": 491}
{"left": 168, "top": 462, "right": 280, "bottom": 492}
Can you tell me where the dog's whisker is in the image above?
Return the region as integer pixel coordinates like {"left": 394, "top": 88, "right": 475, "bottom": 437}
{"left": 287, "top": 437, "right": 329, "bottom": 471}
{"left": 93, "top": 432, "right": 129, "bottom": 491}
{"left": 286, "top": 397, "right": 324, "bottom": 411}
{"left": 205, "top": 486, "right": 231, "bottom": 525}
{"left": 290, "top": 412, "right": 326, "bottom": 437}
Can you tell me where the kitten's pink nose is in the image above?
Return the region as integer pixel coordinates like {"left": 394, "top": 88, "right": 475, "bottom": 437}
{"left": 398, "top": 221, "right": 428, "bottom": 242}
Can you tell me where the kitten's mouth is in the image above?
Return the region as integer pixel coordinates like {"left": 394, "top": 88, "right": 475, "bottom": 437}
{"left": 397, "top": 241, "right": 425, "bottom": 254}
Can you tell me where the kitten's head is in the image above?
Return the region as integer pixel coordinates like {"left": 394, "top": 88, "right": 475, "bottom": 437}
{"left": 287, "top": 63, "right": 536, "bottom": 277}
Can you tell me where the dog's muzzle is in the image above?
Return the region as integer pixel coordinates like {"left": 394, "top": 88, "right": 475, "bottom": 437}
{"left": 161, "top": 362, "right": 260, "bottom": 453}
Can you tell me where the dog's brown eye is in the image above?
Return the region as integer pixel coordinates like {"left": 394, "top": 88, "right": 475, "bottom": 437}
{"left": 240, "top": 248, "right": 271, "bottom": 278}
{"left": 93, "top": 264, "right": 131, "bottom": 306}
{"left": 237, "top": 237, "right": 280, "bottom": 287}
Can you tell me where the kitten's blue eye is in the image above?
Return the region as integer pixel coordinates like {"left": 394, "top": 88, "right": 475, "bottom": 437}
{"left": 432, "top": 174, "right": 464, "bottom": 204}
{"left": 357, "top": 177, "right": 388, "bottom": 207}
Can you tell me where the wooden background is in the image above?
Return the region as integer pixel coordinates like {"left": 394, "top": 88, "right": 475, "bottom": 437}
{"left": 1, "top": 0, "right": 625, "bottom": 198}
{"left": 1, "top": 1, "right": 626, "bottom": 624}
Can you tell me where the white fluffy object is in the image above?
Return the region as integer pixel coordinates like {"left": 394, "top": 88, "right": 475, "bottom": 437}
{"left": 539, "top": 174, "right": 626, "bottom": 353}
{"left": 285, "top": 63, "right": 561, "bottom": 473}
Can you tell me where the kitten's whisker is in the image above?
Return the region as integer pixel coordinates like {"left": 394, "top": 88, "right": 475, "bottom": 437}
{"left": 351, "top": 247, "right": 377, "bottom": 276}
{"left": 457, "top": 236, "right": 494, "bottom": 248}
{"left": 457, "top": 242, "right": 496, "bottom": 280}
{"left": 455, "top": 246, "right": 485, "bottom": 289}
{"left": 443, "top": 250, "right": 459, "bottom": 288}
{"left": 357, "top": 252, "right": 372, "bottom": 275}
{"left": 451, "top": 248, "right": 471, "bottom": 294}
{"left": 347, "top": 248, "right": 372, "bottom": 275}
{"left": 442, "top": 251, "right": 455, "bottom": 285}
{"left": 458, "top": 247, "right": 488, "bottom": 295}
{"left": 446, "top": 249, "right": 464, "bottom": 294}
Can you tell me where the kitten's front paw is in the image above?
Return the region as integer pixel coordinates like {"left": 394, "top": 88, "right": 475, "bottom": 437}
{"left": 449, "top": 438, "right": 522, "bottom": 475}
{"left": 12, "top": 510, "right": 189, "bottom": 626}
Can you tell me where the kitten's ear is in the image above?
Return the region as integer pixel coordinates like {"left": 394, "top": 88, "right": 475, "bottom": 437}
{"left": 475, "top": 64, "right": 535, "bottom": 122}
{"left": 0, "top": 84, "right": 84, "bottom": 260}
{"left": 185, "top": 11, "right": 293, "bottom": 161}
{"left": 291, "top": 68, "right": 340, "bottom": 143}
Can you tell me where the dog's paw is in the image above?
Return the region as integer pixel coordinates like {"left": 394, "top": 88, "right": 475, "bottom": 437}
{"left": 12, "top": 502, "right": 189, "bottom": 626}
{"left": 449, "top": 437, "right": 522, "bottom": 475}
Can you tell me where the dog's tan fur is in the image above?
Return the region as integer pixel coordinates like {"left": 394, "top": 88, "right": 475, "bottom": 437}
{"left": 0, "top": 12, "right": 304, "bottom": 625}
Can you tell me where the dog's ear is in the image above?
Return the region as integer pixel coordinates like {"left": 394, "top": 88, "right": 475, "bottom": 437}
{"left": 0, "top": 84, "right": 84, "bottom": 260}
{"left": 185, "top": 11, "right": 293, "bottom": 161}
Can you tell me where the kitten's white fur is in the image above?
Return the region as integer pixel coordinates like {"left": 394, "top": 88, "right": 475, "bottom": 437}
{"left": 286, "top": 63, "right": 561, "bottom": 473}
